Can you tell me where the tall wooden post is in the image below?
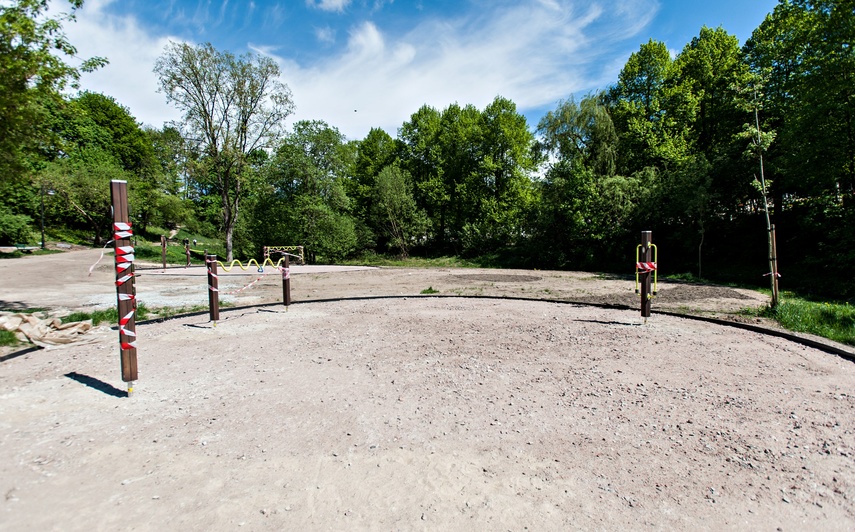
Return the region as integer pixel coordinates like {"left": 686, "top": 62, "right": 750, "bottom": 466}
{"left": 640, "top": 230, "right": 653, "bottom": 319}
{"left": 206, "top": 254, "right": 220, "bottom": 323}
{"left": 160, "top": 235, "right": 167, "bottom": 271}
{"left": 770, "top": 224, "right": 780, "bottom": 307}
{"left": 110, "top": 180, "right": 138, "bottom": 394}
{"left": 282, "top": 254, "right": 291, "bottom": 307}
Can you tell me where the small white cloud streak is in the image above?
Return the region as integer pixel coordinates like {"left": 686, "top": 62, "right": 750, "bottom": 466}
{"left": 65, "top": 0, "right": 657, "bottom": 138}
{"left": 306, "top": 0, "right": 351, "bottom": 13}
{"left": 315, "top": 26, "right": 337, "bottom": 44}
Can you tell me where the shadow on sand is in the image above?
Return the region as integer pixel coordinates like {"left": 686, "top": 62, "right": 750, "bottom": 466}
{"left": 65, "top": 372, "right": 127, "bottom": 398}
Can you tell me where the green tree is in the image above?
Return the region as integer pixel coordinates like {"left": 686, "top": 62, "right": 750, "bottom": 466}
{"left": 373, "top": 165, "right": 426, "bottom": 258}
{"left": 398, "top": 98, "right": 538, "bottom": 253}
{"left": 253, "top": 120, "right": 358, "bottom": 262}
{"left": 347, "top": 127, "right": 398, "bottom": 247}
{"left": 38, "top": 148, "right": 131, "bottom": 244}
{"left": 606, "top": 39, "right": 691, "bottom": 173}
{"left": 398, "top": 105, "right": 445, "bottom": 243}
{"left": 0, "top": 0, "right": 106, "bottom": 180}
{"left": 538, "top": 94, "right": 618, "bottom": 176}
{"left": 744, "top": 0, "right": 855, "bottom": 199}
{"left": 464, "top": 96, "right": 538, "bottom": 251}
{"left": 154, "top": 41, "right": 294, "bottom": 260}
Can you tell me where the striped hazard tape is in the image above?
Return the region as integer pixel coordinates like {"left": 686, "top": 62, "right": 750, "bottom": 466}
{"left": 207, "top": 262, "right": 219, "bottom": 292}
{"left": 119, "top": 310, "right": 136, "bottom": 336}
{"left": 636, "top": 262, "right": 657, "bottom": 272}
{"left": 116, "top": 245, "right": 134, "bottom": 263}
{"left": 113, "top": 222, "right": 133, "bottom": 240}
{"left": 119, "top": 309, "right": 137, "bottom": 350}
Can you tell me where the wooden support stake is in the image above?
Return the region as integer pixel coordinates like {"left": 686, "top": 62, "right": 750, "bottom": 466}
{"left": 770, "top": 224, "right": 780, "bottom": 307}
{"left": 282, "top": 254, "right": 291, "bottom": 308}
{"left": 640, "top": 230, "right": 653, "bottom": 320}
{"left": 206, "top": 254, "right": 220, "bottom": 323}
{"left": 160, "top": 235, "right": 167, "bottom": 271}
{"left": 110, "top": 180, "right": 138, "bottom": 390}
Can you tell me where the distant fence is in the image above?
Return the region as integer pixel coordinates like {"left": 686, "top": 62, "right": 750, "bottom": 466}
{"left": 263, "top": 246, "right": 304, "bottom": 265}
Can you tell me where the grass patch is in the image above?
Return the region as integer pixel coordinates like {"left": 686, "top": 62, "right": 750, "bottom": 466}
{"left": 0, "top": 248, "right": 62, "bottom": 260}
{"left": 0, "top": 306, "right": 49, "bottom": 314}
{"left": 134, "top": 233, "right": 225, "bottom": 265}
{"left": 63, "top": 303, "right": 151, "bottom": 326}
{"left": 763, "top": 299, "right": 855, "bottom": 346}
{"left": 0, "top": 329, "right": 19, "bottom": 347}
{"left": 149, "top": 304, "right": 210, "bottom": 319}
{"left": 342, "top": 252, "right": 482, "bottom": 268}
{"left": 420, "top": 286, "right": 440, "bottom": 294}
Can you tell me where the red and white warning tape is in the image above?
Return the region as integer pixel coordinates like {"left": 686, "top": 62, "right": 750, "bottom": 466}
{"left": 119, "top": 310, "right": 136, "bottom": 336}
{"left": 223, "top": 275, "right": 263, "bottom": 295}
{"left": 118, "top": 309, "right": 137, "bottom": 349}
{"left": 113, "top": 222, "right": 133, "bottom": 240}
{"left": 220, "top": 265, "right": 289, "bottom": 295}
{"left": 116, "top": 245, "right": 134, "bottom": 263}
{"left": 636, "top": 262, "right": 657, "bottom": 272}
{"left": 207, "top": 261, "right": 219, "bottom": 292}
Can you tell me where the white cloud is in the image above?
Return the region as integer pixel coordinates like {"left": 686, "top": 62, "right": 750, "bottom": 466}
{"left": 306, "top": 0, "right": 351, "bottom": 13}
{"left": 65, "top": 2, "right": 183, "bottom": 128}
{"left": 315, "top": 26, "right": 336, "bottom": 44}
{"left": 273, "top": 0, "right": 658, "bottom": 139}
{"left": 63, "top": 0, "right": 658, "bottom": 138}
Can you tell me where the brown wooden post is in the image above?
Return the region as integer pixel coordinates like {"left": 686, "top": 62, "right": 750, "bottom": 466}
{"left": 206, "top": 254, "right": 220, "bottom": 323}
{"left": 640, "top": 230, "right": 653, "bottom": 319}
{"left": 110, "top": 180, "right": 138, "bottom": 394}
{"left": 160, "top": 235, "right": 167, "bottom": 271}
{"left": 282, "top": 254, "right": 291, "bottom": 308}
{"left": 770, "top": 224, "right": 780, "bottom": 307}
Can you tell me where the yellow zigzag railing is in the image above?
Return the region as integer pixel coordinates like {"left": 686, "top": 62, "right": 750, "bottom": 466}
{"left": 212, "top": 257, "right": 287, "bottom": 273}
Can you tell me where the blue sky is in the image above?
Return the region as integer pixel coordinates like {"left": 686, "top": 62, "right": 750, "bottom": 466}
{"left": 62, "top": 0, "right": 780, "bottom": 140}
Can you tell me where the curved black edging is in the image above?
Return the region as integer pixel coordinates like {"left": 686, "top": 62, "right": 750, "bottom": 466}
{"left": 5, "top": 294, "right": 853, "bottom": 363}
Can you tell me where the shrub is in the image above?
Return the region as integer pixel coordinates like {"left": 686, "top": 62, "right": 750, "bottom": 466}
{"left": 0, "top": 207, "right": 32, "bottom": 245}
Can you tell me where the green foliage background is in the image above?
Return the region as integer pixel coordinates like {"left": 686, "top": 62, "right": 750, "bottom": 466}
{"left": 2, "top": 0, "right": 853, "bottom": 301}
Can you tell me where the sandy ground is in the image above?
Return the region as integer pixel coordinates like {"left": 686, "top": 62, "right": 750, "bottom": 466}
{"left": 1, "top": 249, "right": 854, "bottom": 530}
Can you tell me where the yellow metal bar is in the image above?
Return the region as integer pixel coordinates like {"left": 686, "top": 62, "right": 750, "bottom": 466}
{"left": 635, "top": 244, "right": 641, "bottom": 293}
{"left": 651, "top": 244, "right": 658, "bottom": 295}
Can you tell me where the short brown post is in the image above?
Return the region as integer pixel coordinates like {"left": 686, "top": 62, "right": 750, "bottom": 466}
{"left": 206, "top": 254, "right": 220, "bottom": 323}
{"left": 110, "top": 180, "right": 138, "bottom": 394}
{"left": 160, "top": 235, "right": 167, "bottom": 271}
{"left": 282, "top": 254, "right": 291, "bottom": 307}
{"left": 640, "top": 230, "right": 653, "bottom": 319}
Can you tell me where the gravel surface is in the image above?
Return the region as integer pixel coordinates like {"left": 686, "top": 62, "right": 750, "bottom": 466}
{"left": 0, "top": 250, "right": 853, "bottom": 530}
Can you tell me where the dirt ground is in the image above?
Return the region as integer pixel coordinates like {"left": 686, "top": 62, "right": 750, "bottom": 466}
{"left": 1, "top": 249, "right": 853, "bottom": 530}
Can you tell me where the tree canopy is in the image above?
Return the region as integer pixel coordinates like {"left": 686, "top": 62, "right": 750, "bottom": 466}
{"left": 3, "top": 0, "right": 853, "bottom": 299}
{"left": 154, "top": 41, "right": 294, "bottom": 260}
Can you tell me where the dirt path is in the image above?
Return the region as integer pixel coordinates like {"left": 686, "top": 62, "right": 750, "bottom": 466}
{"left": 0, "top": 248, "right": 769, "bottom": 317}
{"left": 0, "top": 250, "right": 853, "bottom": 530}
